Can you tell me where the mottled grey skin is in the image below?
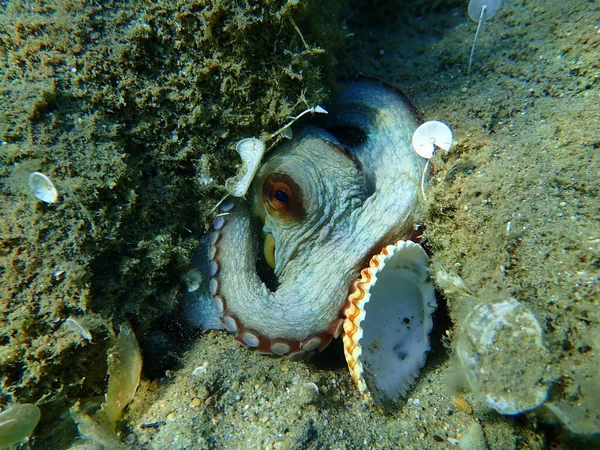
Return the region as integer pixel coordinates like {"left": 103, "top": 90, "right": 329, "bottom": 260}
{"left": 209, "top": 79, "right": 426, "bottom": 354}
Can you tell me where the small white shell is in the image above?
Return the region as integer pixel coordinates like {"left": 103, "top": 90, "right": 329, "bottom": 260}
{"left": 412, "top": 121, "right": 453, "bottom": 159}
{"left": 455, "top": 298, "right": 550, "bottom": 415}
{"left": 28, "top": 172, "right": 58, "bottom": 203}
{"left": 343, "top": 240, "right": 436, "bottom": 405}
{"left": 182, "top": 268, "right": 203, "bottom": 292}
{"left": 225, "top": 137, "right": 266, "bottom": 197}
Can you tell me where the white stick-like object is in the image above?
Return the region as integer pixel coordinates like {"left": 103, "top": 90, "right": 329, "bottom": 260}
{"left": 269, "top": 105, "right": 328, "bottom": 141}
{"left": 468, "top": 5, "right": 487, "bottom": 76}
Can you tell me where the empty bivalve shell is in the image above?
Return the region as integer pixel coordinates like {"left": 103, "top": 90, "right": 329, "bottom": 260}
{"left": 455, "top": 298, "right": 550, "bottom": 415}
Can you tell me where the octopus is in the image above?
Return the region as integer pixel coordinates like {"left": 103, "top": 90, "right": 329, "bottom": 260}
{"left": 206, "top": 78, "right": 428, "bottom": 358}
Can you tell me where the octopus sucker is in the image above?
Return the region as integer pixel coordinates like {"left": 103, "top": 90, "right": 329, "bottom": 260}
{"left": 199, "top": 77, "right": 435, "bottom": 402}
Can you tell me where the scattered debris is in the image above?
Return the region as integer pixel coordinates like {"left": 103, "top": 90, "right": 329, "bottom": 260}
{"left": 139, "top": 421, "right": 165, "bottom": 430}
{"left": 198, "top": 154, "right": 214, "bottom": 186}
{"left": 192, "top": 365, "right": 208, "bottom": 377}
{"left": 53, "top": 270, "right": 66, "bottom": 281}
{"left": 70, "top": 403, "right": 128, "bottom": 450}
{"left": 458, "top": 420, "right": 488, "bottom": 450}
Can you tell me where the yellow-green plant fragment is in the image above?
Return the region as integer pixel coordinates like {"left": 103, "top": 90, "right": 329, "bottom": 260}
{"left": 0, "top": 404, "right": 41, "bottom": 447}
{"left": 70, "top": 403, "right": 128, "bottom": 450}
{"left": 101, "top": 323, "right": 142, "bottom": 426}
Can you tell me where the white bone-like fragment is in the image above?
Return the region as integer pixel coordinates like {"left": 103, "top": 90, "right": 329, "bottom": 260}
{"left": 225, "top": 138, "right": 266, "bottom": 197}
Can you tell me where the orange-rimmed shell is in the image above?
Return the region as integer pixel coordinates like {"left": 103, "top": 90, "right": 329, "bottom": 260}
{"left": 343, "top": 240, "right": 436, "bottom": 406}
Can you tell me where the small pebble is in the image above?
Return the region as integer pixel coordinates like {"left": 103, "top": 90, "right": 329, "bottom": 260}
{"left": 459, "top": 421, "right": 487, "bottom": 450}
{"left": 453, "top": 397, "right": 473, "bottom": 414}
{"left": 195, "top": 386, "right": 209, "bottom": 400}
{"left": 292, "top": 382, "right": 320, "bottom": 406}
{"left": 192, "top": 366, "right": 207, "bottom": 376}
{"left": 191, "top": 397, "right": 202, "bottom": 408}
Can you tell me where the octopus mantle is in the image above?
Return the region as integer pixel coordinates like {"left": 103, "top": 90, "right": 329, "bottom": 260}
{"left": 208, "top": 79, "right": 425, "bottom": 356}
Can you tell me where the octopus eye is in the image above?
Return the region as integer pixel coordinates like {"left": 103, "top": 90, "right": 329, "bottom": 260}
{"left": 267, "top": 182, "right": 292, "bottom": 211}
{"left": 262, "top": 173, "right": 304, "bottom": 220}
{"left": 270, "top": 188, "right": 290, "bottom": 209}
{"left": 273, "top": 189, "right": 288, "bottom": 204}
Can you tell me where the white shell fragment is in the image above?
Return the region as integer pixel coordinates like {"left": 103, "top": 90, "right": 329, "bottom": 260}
{"left": 64, "top": 317, "right": 93, "bottom": 343}
{"left": 225, "top": 138, "right": 266, "bottom": 197}
{"left": 412, "top": 121, "right": 453, "bottom": 159}
{"left": 28, "top": 172, "right": 58, "bottom": 203}
{"left": 182, "top": 268, "right": 203, "bottom": 292}
{"left": 455, "top": 298, "right": 550, "bottom": 415}
{"left": 343, "top": 240, "right": 436, "bottom": 406}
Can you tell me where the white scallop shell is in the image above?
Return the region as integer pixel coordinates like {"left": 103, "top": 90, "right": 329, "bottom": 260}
{"left": 343, "top": 240, "right": 436, "bottom": 405}
{"left": 28, "top": 172, "right": 58, "bottom": 203}
{"left": 455, "top": 298, "right": 550, "bottom": 415}
{"left": 225, "top": 137, "right": 266, "bottom": 197}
